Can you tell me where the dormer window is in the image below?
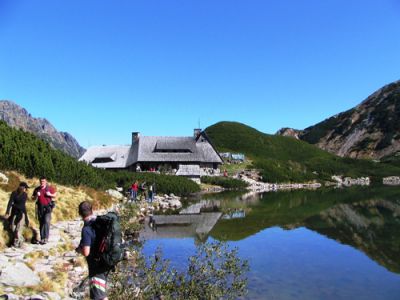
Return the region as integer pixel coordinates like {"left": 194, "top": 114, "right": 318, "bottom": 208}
{"left": 91, "top": 152, "right": 116, "bottom": 163}
{"left": 153, "top": 140, "right": 194, "bottom": 153}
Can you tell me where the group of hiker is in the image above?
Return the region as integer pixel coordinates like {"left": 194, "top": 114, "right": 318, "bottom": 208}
{"left": 4, "top": 177, "right": 119, "bottom": 299}
{"left": 129, "top": 180, "right": 156, "bottom": 202}
{"left": 5, "top": 176, "right": 56, "bottom": 247}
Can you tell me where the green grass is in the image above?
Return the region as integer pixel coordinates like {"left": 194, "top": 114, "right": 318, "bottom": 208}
{"left": 200, "top": 176, "right": 248, "bottom": 189}
{"left": 221, "top": 161, "right": 253, "bottom": 176}
{"left": 205, "top": 121, "right": 400, "bottom": 183}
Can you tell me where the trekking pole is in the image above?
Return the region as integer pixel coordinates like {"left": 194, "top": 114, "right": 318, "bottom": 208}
{"left": 71, "top": 276, "right": 89, "bottom": 299}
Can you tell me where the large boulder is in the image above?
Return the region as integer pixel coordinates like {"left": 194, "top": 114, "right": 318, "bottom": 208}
{"left": 0, "top": 261, "right": 40, "bottom": 287}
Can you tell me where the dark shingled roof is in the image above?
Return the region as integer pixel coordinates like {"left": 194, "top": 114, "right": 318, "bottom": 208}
{"left": 134, "top": 136, "right": 222, "bottom": 163}
{"left": 79, "top": 132, "right": 222, "bottom": 168}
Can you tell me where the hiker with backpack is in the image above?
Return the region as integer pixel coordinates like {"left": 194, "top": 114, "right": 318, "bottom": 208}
{"left": 76, "top": 201, "right": 122, "bottom": 300}
{"left": 5, "top": 182, "right": 30, "bottom": 247}
{"left": 32, "top": 176, "right": 57, "bottom": 244}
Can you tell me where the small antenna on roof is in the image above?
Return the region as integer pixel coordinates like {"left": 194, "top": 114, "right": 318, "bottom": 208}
{"left": 198, "top": 118, "right": 201, "bottom": 129}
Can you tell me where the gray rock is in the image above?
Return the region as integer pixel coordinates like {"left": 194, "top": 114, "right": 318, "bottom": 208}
{"left": 0, "top": 172, "right": 9, "bottom": 184}
{"left": 25, "top": 295, "right": 45, "bottom": 300}
{"left": 106, "top": 189, "right": 124, "bottom": 200}
{"left": 41, "top": 292, "right": 61, "bottom": 300}
{"left": 0, "top": 262, "right": 40, "bottom": 287}
{"left": 168, "top": 199, "right": 182, "bottom": 209}
{"left": 3, "top": 294, "right": 20, "bottom": 300}
{"left": 383, "top": 176, "right": 400, "bottom": 186}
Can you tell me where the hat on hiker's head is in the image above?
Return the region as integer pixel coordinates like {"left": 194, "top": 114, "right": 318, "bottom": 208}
{"left": 19, "top": 182, "right": 30, "bottom": 189}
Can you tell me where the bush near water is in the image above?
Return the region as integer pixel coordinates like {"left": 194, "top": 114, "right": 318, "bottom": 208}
{"left": 0, "top": 121, "right": 199, "bottom": 196}
{"left": 201, "top": 176, "right": 248, "bottom": 189}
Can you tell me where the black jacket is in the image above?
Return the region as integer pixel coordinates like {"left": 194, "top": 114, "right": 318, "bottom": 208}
{"left": 6, "top": 191, "right": 29, "bottom": 225}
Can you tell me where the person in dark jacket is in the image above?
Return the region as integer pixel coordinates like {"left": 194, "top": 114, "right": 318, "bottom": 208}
{"left": 5, "top": 182, "right": 30, "bottom": 247}
{"left": 76, "top": 201, "right": 109, "bottom": 300}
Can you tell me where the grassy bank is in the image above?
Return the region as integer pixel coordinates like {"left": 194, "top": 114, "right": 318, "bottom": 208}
{"left": 206, "top": 121, "right": 400, "bottom": 183}
{"left": 201, "top": 176, "right": 248, "bottom": 189}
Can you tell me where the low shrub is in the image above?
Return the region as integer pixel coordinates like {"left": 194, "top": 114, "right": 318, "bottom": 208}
{"left": 110, "top": 242, "right": 249, "bottom": 300}
{"left": 201, "top": 176, "right": 248, "bottom": 189}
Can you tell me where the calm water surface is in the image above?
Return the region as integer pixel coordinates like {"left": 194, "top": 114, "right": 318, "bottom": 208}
{"left": 141, "top": 187, "right": 400, "bottom": 299}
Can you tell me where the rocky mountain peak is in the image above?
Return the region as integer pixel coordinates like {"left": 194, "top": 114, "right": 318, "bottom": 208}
{"left": 294, "top": 80, "right": 400, "bottom": 159}
{"left": 0, "top": 100, "right": 85, "bottom": 158}
{"left": 275, "top": 127, "right": 302, "bottom": 139}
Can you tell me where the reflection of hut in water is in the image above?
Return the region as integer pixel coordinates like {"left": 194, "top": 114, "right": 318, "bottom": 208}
{"left": 140, "top": 212, "right": 222, "bottom": 242}
{"left": 179, "top": 200, "right": 221, "bottom": 214}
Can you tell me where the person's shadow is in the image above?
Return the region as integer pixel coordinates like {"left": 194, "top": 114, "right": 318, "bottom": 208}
{"left": 0, "top": 215, "right": 14, "bottom": 246}
{"left": 0, "top": 215, "right": 40, "bottom": 246}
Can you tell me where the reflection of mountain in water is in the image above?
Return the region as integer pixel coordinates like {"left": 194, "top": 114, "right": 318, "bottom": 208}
{"left": 305, "top": 199, "right": 400, "bottom": 273}
{"left": 209, "top": 187, "right": 400, "bottom": 274}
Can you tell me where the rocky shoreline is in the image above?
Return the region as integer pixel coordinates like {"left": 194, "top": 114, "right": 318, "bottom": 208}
{"left": 239, "top": 175, "right": 322, "bottom": 193}
{"left": 238, "top": 174, "right": 390, "bottom": 193}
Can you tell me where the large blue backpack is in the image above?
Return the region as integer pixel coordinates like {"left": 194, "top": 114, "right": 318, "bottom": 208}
{"left": 91, "top": 212, "right": 123, "bottom": 270}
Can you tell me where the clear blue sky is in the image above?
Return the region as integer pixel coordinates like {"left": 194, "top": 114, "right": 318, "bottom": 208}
{"left": 1, "top": 0, "right": 399, "bottom": 147}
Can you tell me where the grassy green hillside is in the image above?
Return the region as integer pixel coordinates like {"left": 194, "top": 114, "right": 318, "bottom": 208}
{"left": 205, "top": 121, "right": 400, "bottom": 182}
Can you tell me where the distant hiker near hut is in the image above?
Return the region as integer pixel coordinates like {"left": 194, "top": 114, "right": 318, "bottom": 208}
{"left": 140, "top": 181, "right": 148, "bottom": 201}
{"left": 130, "top": 180, "right": 138, "bottom": 201}
{"left": 148, "top": 182, "right": 155, "bottom": 202}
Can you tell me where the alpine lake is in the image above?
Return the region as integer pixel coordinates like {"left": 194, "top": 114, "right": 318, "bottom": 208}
{"left": 139, "top": 186, "right": 400, "bottom": 299}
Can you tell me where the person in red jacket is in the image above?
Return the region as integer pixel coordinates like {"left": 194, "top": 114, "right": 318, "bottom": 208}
{"left": 32, "top": 177, "right": 57, "bottom": 244}
{"left": 130, "top": 180, "right": 138, "bottom": 201}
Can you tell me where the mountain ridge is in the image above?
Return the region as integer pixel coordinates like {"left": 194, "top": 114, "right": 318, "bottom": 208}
{"left": 276, "top": 80, "right": 400, "bottom": 159}
{"left": 0, "top": 100, "right": 85, "bottom": 158}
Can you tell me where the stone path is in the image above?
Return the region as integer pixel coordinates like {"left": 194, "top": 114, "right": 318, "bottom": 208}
{"left": 0, "top": 218, "right": 87, "bottom": 300}
{"left": 0, "top": 195, "right": 183, "bottom": 300}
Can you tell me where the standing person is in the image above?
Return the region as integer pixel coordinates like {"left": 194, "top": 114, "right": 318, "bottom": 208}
{"left": 32, "top": 177, "right": 56, "bottom": 244}
{"left": 76, "top": 201, "right": 109, "bottom": 300}
{"left": 139, "top": 181, "right": 147, "bottom": 201}
{"left": 148, "top": 183, "right": 155, "bottom": 202}
{"left": 131, "top": 180, "right": 138, "bottom": 201}
{"left": 5, "top": 182, "right": 30, "bottom": 247}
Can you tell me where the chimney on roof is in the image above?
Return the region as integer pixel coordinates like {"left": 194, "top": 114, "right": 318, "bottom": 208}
{"left": 193, "top": 128, "right": 202, "bottom": 139}
{"left": 132, "top": 132, "right": 140, "bottom": 144}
